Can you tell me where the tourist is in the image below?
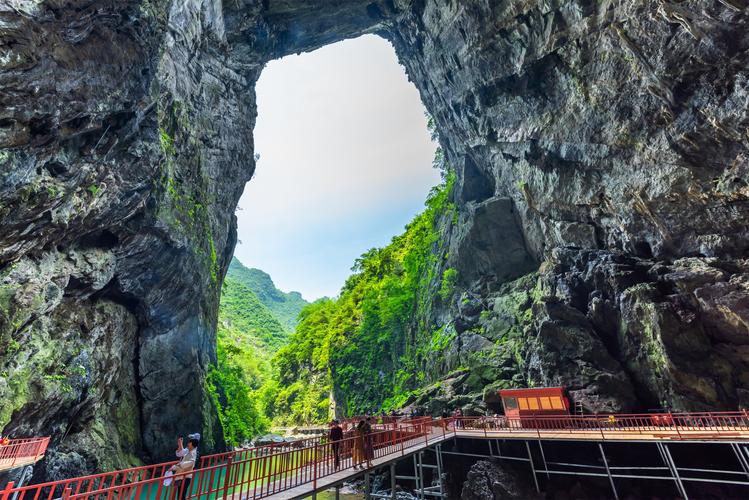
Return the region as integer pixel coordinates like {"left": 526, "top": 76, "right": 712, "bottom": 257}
{"left": 363, "top": 417, "right": 374, "bottom": 463}
{"left": 328, "top": 420, "right": 343, "bottom": 469}
{"left": 175, "top": 433, "right": 201, "bottom": 459}
{"left": 171, "top": 436, "right": 199, "bottom": 500}
{"left": 454, "top": 408, "right": 463, "bottom": 429}
{"left": 353, "top": 420, "right": 367, "bottom": 470}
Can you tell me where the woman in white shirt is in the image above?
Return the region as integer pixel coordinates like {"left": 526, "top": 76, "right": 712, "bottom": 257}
{"left": 171, "top": 436, "right": 199, "bottom": 499}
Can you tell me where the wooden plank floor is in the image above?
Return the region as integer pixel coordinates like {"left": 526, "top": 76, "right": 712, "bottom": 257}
{"left": 0, "top": 456, "right": 37, "bottom": 473}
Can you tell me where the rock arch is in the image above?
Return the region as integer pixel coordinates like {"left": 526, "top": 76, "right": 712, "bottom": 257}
{"left": 1, "top": 0, "right": 748, "bottom": 474}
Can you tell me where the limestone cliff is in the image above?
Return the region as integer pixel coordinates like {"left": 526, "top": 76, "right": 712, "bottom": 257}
{"left": 0, "top": 0, "right": 747, "bottom": 479}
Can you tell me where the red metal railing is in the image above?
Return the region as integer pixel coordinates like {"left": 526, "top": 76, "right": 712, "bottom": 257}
{"left": 452, "top": 411, "right": 749, "bottom": 438}
{"left": 4, "top": 411, "right": 749, "bottom": 500}
{"left": 50, "top": 422, "right": 430, "bottom": 500}
{"left": 0, "top": 437, "right": 49, "bottom": 472}
{"left": 1, "top": 458, "right": 180, "bottom": 500}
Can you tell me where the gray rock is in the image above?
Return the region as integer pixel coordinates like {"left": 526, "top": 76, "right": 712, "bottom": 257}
{"left": 2, "top": 0, "right": 749, "bottom": 475}
{"left": 460, "top": 460, "right": 540, "bottom": 500}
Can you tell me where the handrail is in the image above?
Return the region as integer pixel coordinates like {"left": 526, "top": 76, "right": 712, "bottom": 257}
{"left": 4, "top": 411, "right": 749, "bottom": 499}
{"left": 0, "top": 437, "right": 49, "bottom": 471}
{"left": 61, "top": 422, "right": 430, "bottom": 500}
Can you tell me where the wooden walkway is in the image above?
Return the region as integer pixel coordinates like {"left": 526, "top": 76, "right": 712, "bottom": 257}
{"left": 0, "top": 456, "right": 37, "bottom": 473}
{"left": 260, "top": 425, "right": 749, "bottom": 499}
{"left": 257, "top": 430, "right": 451, "bottom": 500}
{"left": 0, "top": 437, "right": 49, "bottom": 475}
{"left": 10, "top": 415, "right": 749, "bottom": 500}
{"left": 457, "top": 427, "right": 749, "bottom": 443}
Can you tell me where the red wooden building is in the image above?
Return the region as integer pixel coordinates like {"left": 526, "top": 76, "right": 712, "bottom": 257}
{"left": 499, "top": 387, "right": 570, "bottom": 417}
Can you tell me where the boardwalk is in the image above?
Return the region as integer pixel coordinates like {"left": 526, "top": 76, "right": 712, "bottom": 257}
{"left": 239, "top": 428, "right": 451, "bottom": 500}
{"left": 6, "top": 413, "right": 749, "bottom": 500}
{"left": 0, "top": 437, "right": 49, "bottom": 474}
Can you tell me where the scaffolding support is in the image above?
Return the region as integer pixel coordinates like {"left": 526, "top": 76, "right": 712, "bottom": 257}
{"left": 731, "top": 443, "right": 749, "bottom": 482}
{"left": 598, "top": 443, "right": 619, "bottom": 500}
{"left": 435, "top": 444, "right": 445, "bottom": 499}
{"left": 390, "top": 463, "right": 396, "bottom": 500}
{"left": 538, "top": 440, "right": 550, "bottom": 479}
{"left": 525, "top": 441, "right": 541, "bottom": 493}
{"left": 658, "top": 443, "right": 688, "bottom": 500}
{"left": 413, "top": 454, "right": 423, "bottom": 500}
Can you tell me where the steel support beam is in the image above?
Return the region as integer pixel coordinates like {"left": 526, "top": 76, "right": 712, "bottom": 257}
{"left": 390, "top": 463, "right": 396, "bottom": 500}
{"left": 598, "top": 443, "right": 619, "bottom": 500}
{"left": 538, "top": 441, "right": 550, "bottom": 479}
{"left": 731, "top": 443, "right": 749, "bottom": 482}
{"left": 525, "top": 441, "right": 541, "bottom": 494}
{"left": 417, "top": 452, "right": 425, "bottom": 500}
{"left": 658, "top": 443, "right": 688, "bottom": 500}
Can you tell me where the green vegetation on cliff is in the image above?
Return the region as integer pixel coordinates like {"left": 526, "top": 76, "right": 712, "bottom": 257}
{"left": 270, "top": 172, "right": 456, "bottom": 424}
{"left": 209, "top": 259, "right": 308, "bottom": 445}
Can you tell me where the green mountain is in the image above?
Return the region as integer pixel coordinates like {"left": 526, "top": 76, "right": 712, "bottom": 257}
{"left": 208, "top": 258, "right": 308, "bottom": 445}
{"left": 227, "top": 258, "right": 309, "bottom": 331}
{"left": 220, "top": 273, "right": 288, "bottom": 350}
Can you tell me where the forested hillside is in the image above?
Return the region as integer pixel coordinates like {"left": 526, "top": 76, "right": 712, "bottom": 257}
{"left": 208, "top": 169, "right": 457, "bottom": 433}
{"left": 270, "top": 171, "right": 457, "bottom": 423}
{"left": 208, "top": 259, "right": 308, "bottom": 445}
{"left": 227, "top": 259, "right": 309, "bottom": 331}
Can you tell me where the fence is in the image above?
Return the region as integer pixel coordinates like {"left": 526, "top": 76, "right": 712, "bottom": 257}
{"left": 4, "top": 411, "right": 749, "bottom": 500}
{"left": 0, "top": 438, "right": 49, "bottom": 473}
{"left": 453, "top": 411, "right": 749, "bottom": 438}
{"left": 52, "top": 422, "right": 430, "bottom": 500}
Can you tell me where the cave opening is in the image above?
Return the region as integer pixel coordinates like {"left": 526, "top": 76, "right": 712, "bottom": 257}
{"left": 234, "top": 33, "right": 439, "bottom": 301}
{"left": 214, "top": 33, "right": 442, "bottom": 442}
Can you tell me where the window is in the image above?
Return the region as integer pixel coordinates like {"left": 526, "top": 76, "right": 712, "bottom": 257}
{"left": 503, "top": 397, "right": 518, "bottom": 410}
{"left": 528, "top": 398, "right": 539, "bottom": 410}
{"left": 551, "top": 397, "right": 564, "bottom": 410}
{"left": 519, "top": 398, "right": 529, "bottom": 410}
{"left": 540, "top": 397, "right": 552, "bottom": 409}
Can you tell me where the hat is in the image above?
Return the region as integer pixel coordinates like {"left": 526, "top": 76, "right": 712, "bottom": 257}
{"left": 188, "top": 433, "right": 201, "bottom": 441}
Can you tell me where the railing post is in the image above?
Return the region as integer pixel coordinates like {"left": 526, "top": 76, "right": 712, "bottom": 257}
{"left": 313, "top": 443, "right": 319, "bottom": 491}
{"left": 222, "top": 457, "right": 233, "bottom": 500}
{"left": 62, "top": 487, "right": 72, "bottom": 500}
{"left": 2, "top": 481, "right": 14, "bottom": 500}
{"left": 670, "top": 413, "right": 681, "bottom": 439}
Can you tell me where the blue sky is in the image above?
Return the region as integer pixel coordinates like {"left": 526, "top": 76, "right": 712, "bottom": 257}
{"left": 233, "top": 35, "right": 439, "bottom": 300}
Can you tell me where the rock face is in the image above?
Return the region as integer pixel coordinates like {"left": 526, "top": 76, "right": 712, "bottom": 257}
{"left": 460, "top": 460, "right": 539, "bottom": 500}
{"left": 1, "top": 0, "right": 748, "bottom": 476}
